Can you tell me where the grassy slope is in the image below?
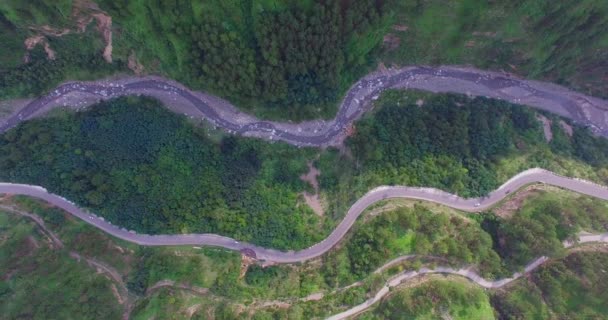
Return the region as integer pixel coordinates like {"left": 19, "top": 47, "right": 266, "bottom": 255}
{"left": 382, "top": 0, "right": 608, "bottom": 99}
{"left": 492, "top": 251, "right": 608, "bottom": 319}
{"left": 362, "top": 277, "right": 495, "bottom": 320}
{"left": 0, "top": 210, "right": 122, "bottom": 319}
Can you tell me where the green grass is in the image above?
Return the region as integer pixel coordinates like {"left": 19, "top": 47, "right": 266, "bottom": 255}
{"left": 389, "top": 232, "right": 415, "bottom": 253}
{"left": 131, "top": 288, "right": 220, "bottom": 320}
{"left": 132, "top": 247, "right": 240, "bottom": 291}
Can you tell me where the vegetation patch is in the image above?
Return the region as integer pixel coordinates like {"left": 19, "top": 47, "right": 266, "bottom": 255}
{"left": 0, "top": 210, "right": 123, "bottom": 319}
{"left": 492, "top": 252, "right": 608, "bottom": 319}
{"left": 0, "top": 97, "right": 323, "bottom": 249}
{"left": 366, "top": 278, "right": 495, "bottom": 320}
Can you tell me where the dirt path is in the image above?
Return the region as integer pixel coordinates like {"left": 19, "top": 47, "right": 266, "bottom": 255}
{"left": 0, "top": 204, "right": 133, "bottom": 319}
{"left": 537, "top": 114, "right": 553, "bottom": 142}
{"left": 300, "top": 161, "right": 324, "bottom": 216}
{"left": 146, "top": 279, "right": 209, "bottom": 297}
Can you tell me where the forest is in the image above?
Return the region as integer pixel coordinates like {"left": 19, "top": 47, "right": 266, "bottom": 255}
{"left": 3, "top": 0, "right": 606, "bottom": 119}
{"left": 2, "top": 92, "right": 608, "bottom": 251}
{"left": 3, "top": 171, "right": 608, "bottom": 319}
{"left": 314, "top": 91, "right": 608, "bottom": 224}
{"left": 348, "top": 94, "right": 540, "bottom": 196}
{"left": 0, "top": 0, "right": 388, "bottom": 120}
{"left": 0, "top": 97, "right": 323, "bottom": 250}
{"left": 492, "top": 252, "right": 608, "bottom": 319}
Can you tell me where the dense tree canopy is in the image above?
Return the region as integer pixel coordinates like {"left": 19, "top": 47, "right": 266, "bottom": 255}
{"left": 348, "top": 94, "right": 541, "bottom": 196}
{"left": 0, "top": 0, "right": 388, "bottom": 119}
{"left": 0, "top": 97, "right": 322, "bottom": 249}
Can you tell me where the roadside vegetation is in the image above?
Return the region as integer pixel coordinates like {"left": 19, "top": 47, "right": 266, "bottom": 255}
{"left": 382, "top": 0, "right": 608, "bottom": 99}
{"left": 2, "top": 92, "right": 608, "bottom": 249}
{"left": 320, "top": 90, "right": 608, "bottom": 221}
{"left": 492, "top": 251, "right": 608, "bottom": 319}
{"left": 2, "top": 179, "right": 608, "bottom": 319}
{"left": 480, "top": 189, "right": 608, "bottom": 268}
{"left": 0, "top": 0, "right": 387, "bottom": 120}
{"left": 363, "top": 278, "right": 495, "bottom": 320}
{"left": 0, "top": 97, "right": 323, "bottom": 250}
{"left": 2, "top": 0, "right": 607, "bottom": 118}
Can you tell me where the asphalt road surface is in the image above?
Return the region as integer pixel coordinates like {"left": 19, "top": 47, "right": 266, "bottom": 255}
{"left": 1, "top": 168, "right": 607, "bottom": 263}
{"left": 1, "top": 66, "right": 607, "bottom": 146}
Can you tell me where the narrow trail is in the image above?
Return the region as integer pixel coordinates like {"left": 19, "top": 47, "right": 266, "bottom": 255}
{"left": 1, "top": 168, "right": 608, "bottom": 264}
{"left": 326, "top": 233, "right": 608, "bottom": 320}
{"left": 1, "top": 66, "right": 607, "bottom": 146}
{"left": 145, "top": 279, "right": 209, "bottom": 297}
{"left": 3, "top": 201, "right": 607, "bottom": 320}
{"left": 0, "top": 204, "right": 133, "bottom": 319}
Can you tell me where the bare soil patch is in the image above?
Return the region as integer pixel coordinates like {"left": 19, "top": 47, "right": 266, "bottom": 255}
{"left": 536, "top": 114, "right": 553, "bottom": 142}
{"left": 110, "top": 283, "right": 124, "bottom": 304}
{"left": 393, "top": 24, "right": 409, "bottom": 32}
{"left": 383, "top": 33, "right": 401, "bottom": 50}
{"left": 128, "top": 50, "right": 145, "bottom": 75}
{"left": 559, "top": 120, "right": 574, "bottom": 137}
{"left": 300, "top": 161, "right": 324, "bottom": 216}
{"left": 185, "top": 304, "right": 202, "bottom": 318}
{"left": 23, "top": 35, "right": 56, "bottom": 62}
{"left": 239, "top": 254, "right": 256, "bottom": 279}
{"left": 493, "top": 184, "right": 548, "bottom": 218}
{"left": 23, "top": 0, "right": 113, "bottom": 63}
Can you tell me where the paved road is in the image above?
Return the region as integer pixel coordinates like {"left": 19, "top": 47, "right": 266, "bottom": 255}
{"left": 1, "top": 168, "right": 608, "bottom": 263}
{"left": 1, "top": 66, "right": 607, "bottom": 145}
{"left": 327, "top": 232, "right": 608, "bottom": 320}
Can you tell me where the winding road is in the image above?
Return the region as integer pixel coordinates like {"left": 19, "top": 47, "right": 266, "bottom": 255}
{"left": 1, "top": 66, "right": 608, "bottom": 145}
{"left": 2, "top": 66, "right": 608, "bottom": 319}
{"left": 1, "top": 168, "right": 608, "bottom": 264}
{"left": 327, "top": 231, "right": 608, "bottom": 320}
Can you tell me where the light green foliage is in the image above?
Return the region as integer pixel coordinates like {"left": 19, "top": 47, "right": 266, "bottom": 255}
{"left": 366, "top": 279, "right": 495, "bottom": 320}
{"left": 127, "top": 247, "right": 239, "bottom": 296}
{"left": 323, "top": 205, "right": 501, "bottom": 284}
{"left": 3, "top": 183, "right": 608, "bottom": 319}
{"left": 483, "top": 189, "right": 608, "bottom": 269}
{"left": 491, "top": 282, "right": 550, "bottom": 320}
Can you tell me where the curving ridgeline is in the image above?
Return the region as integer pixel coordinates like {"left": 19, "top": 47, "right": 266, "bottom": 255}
{"left": 1, "top": 168, "right": 608, "bottom": 263}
